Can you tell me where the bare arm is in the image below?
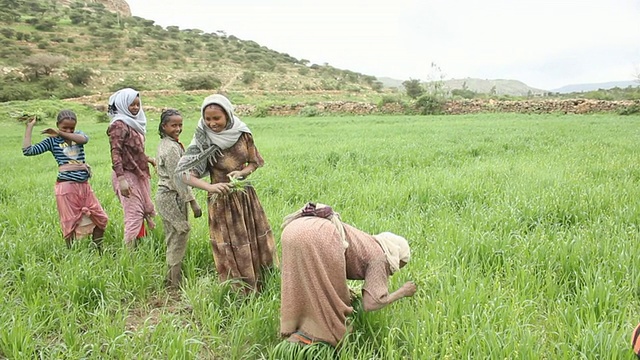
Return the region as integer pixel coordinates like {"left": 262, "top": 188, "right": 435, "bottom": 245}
{"left": 362, "top": 281, "right": 417, "bottom": 312}
{"left": 42, "top": 129, "right": 88, "bottom": 144}
{"left": 22, "top": 118, "right": 36, "bottom": 149}
{"left": 180, "top": 172, "right": 231, "bottom": 194}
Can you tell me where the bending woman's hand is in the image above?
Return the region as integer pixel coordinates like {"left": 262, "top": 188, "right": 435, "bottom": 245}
{"left": 362, "top": 281, "right": 418, "bottom": 312}
{"left": 400, "top": 281, "right": 417, "bottom": 297}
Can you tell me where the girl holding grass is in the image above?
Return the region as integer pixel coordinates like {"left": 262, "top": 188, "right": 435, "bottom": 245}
{"left": 107, "top": 88, "right": 156, "bottom": 249}
{"left": 155, "top": 109, "right": 202, "bottom": 288}
{"left": 279, "top": 203, "right": 417, "bottom": 347}
{"left": 176, "top": 94, "right": 277, "bottom": 294}
{"left": 22, "top": 110, "right": 109, "bottom": 251}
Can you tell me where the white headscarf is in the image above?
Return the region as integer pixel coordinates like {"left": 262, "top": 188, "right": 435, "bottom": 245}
{"left": 175, "top": 94, "right": 251, "bottom": 179}
{"left": 372, "top": 232, "right": 411, "bottom": 274}
{"left": 108, "top": 88, "right": 146, "bottom": 134}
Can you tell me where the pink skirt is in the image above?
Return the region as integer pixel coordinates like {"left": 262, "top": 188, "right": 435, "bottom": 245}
{"left": 111, "top": 171, "right": 155, "bottom": 243}
{"left": 55, "top": 181, "right": 109, "bottom": 240}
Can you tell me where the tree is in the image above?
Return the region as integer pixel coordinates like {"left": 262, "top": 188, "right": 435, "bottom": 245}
{"left": 402, "top": 79, "right": 424, "bottom": 99}
{"left": 23, "top": 53, "right": 68, "bottom": 79}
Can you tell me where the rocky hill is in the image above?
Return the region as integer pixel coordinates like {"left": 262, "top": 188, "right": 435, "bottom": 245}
{"left": 56, "top": 0, "right": 131, "bottom": 17}
{"left": 0, "top": 0, "right": 383, "bottom": 101}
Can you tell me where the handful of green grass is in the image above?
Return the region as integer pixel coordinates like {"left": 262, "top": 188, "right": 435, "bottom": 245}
{"left": 11, "top": 111, "right": 44, "bottom": 123}
{"left": 229, "top": 176, "right": 251, "bottom": 193}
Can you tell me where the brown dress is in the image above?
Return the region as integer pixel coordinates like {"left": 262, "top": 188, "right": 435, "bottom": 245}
{"left": 206, "top": 133, "right": 278, "bottom": 292}
{"left": 280, "top": 216, "right": 390, "bottom": 346}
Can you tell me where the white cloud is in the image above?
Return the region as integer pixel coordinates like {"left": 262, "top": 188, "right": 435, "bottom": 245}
{"left": 128, "top": 0, "right": 640, "bottom": 89}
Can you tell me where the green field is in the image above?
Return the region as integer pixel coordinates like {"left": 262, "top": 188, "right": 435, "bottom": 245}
{"left": 1, "top": 100, "right": 639, "bottom": 359}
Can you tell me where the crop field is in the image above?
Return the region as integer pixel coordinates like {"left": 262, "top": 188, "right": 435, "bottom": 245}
{"left": 1, "top": 101, "right": 639, "bottom": 359}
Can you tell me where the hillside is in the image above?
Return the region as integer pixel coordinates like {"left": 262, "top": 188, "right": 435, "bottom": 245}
{"left": 551, "top": 80, "right": 640, "bottom": 94}
{"left": 0, "top": 0, "right": 383, "bottom": 101}
{"left": 378, "top": 77, "right": 546, "bottom": 97}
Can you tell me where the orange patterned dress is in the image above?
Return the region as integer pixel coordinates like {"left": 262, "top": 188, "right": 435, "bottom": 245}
{"left": 205, "top": 132, "right": 278, "bottom": 292}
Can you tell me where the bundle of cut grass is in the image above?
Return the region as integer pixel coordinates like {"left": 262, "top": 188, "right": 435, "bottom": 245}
{"left": 229, "top": 176, "right": 252, "bottom": 193}
{"left": 12, "top": 111, "right": 44, "bottom": 123}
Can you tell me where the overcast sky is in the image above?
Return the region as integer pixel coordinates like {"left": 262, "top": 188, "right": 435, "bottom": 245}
{"left": 127, "top": 0, "right": 639, "bottom": 90}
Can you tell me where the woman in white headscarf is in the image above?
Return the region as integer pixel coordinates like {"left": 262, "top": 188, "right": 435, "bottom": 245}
{"left": 106, "top": 88, "right": 156, "bottom": 248}
{"left": 176, "top": 93, "right": 277, "bottom": 293}
{"left": 279, "top": 203, "right": 417, "bottom": 347}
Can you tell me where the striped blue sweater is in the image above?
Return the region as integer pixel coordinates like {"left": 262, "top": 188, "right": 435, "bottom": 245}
{"left": 23, "top": 131, "right": 90, "bottom": 182}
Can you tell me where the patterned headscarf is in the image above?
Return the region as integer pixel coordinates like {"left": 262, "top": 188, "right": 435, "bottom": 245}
{"left": 175, "top": 94, "right": 251, "bottom": 180}
{"left": 372, "top": 232, "right": 411, "bottom": 274}
{"left": 282, "top": 202, "right": 348, "bottom": 249}
{"left": 108, "top": 88, "right": 146, "bottom": 134}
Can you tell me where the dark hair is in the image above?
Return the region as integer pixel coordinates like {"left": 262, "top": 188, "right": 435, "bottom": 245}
{"left": 158, "top": 108, "right": 182, "bottom": 138}
{"left": 56, "top": 109, "right": 77, "bottom": 124}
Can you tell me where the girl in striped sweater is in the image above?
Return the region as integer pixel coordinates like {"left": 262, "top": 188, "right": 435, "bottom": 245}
{"left": 22, "top": 110, "right": 109, "bottom": 251}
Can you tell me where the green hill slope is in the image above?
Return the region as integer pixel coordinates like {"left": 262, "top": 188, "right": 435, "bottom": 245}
{"left": 0, "top": 0, "right": 383, "bottom": 101}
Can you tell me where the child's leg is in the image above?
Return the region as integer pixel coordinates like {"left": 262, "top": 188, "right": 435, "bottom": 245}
{"left": 165, "top": 222, "right": 189, "bottom": 288}
{"left": 92, "top": 226, "right": 104, "bottom": 254}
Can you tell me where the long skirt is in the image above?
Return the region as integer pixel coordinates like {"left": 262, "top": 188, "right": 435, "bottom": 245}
{"left": 208, "top": 186, "right": 277, "bottom": 292}
{"left": 111, "top": 171, "right": 155, "bottom": 243}
{"left": 55, "top": 181, "right": 108, "bottom": 240}
{"left": 280, "top": 217, "right": 352, "bottom": 346}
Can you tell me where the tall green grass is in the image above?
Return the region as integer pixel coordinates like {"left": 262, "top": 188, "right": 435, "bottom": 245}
{"left": 1, "top": 101, "right": 639, "bottom": 359}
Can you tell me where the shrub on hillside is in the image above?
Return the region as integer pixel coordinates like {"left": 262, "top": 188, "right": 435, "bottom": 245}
{"left": 299, "top": 106, "right": 321, "bottom": 117}
{"left": 414, "top": 94, "right": 444, "bottom": 115}
{"left": 618, "top": 104, "right": 640, "bottom": 115}
{"left": 0, "top": 75, "right": 89, "bottom": 102}
{"left": 241, "top": 71, "right": 256, "bottom": 85}
{"left": 178, "top": 75, "right": 221, "bottom": 91}
{"left": 65, "top": 66, "right": 94, "bottom": 86}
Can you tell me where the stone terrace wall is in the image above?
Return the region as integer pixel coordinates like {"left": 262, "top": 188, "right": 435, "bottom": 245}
{"left": 442, "top": 99, "right": 637, "bottom": 115}
{"left": 233, "top": 99, "right": 638, "bottom": 117}
{"left": 66, "top": 95, "right": 638, "bottom": 117}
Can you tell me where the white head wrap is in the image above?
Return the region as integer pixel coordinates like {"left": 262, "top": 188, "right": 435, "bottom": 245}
{"left": 175, "top": 94, "right": 251, "bottom": 180}
{"left": 108, "top": 88, "right": 147, "bottom": 134}
{"left": 372, "top": 232, "right": 411, "bottom": 274}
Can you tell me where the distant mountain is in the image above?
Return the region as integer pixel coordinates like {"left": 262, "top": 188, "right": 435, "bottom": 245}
{"left": 551, "top": 80, "right": 639, "bottom": 94}
{"left": 377, "top": 77, "right": 545, "bottom": 97}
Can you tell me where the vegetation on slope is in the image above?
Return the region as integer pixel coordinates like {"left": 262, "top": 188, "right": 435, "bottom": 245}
{"left": 0, "top": 0, "right": 383, "bottom": 102}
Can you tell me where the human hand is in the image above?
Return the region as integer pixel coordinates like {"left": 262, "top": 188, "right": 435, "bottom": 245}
{"left": 191, "top": 201, "right": 202, "bottom": 218}
{"left": 401, "top": 281, "right": 417, "bottom": 297}
{"left": 41, "top": 128, "right": 59, "bottom": 137}
{"left": 117, "top": 176, "right": 131, "bottom": 198}
{"left": 26, "top": 117, "right": 37, "bottom": 127}
{"left": 227, "top": 171, "right": 244, "bottom": 180}
{"left": 207, "top": 182, "right": 231, "bottom": 195}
